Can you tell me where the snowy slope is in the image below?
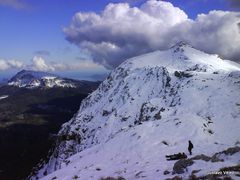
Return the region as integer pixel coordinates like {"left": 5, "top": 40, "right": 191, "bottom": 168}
{"left": 8, "top": 70, "right": 77, "bottom": 88}
{"left": 0, "top": 95, "right": 8, "bottom": 100}
{"left": 31, "top": 42, "right": 240, "bottom": 179}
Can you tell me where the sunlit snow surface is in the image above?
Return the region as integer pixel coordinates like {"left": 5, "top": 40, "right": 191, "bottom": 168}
{"left": 34, "top": 43, "right": 240, "bottom": 180}
{"left": 0, "top": 95, "right": 8, "bottom": 100}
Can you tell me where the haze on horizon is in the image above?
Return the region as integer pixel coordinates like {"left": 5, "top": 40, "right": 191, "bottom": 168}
{"left": 0, "top": 0, "right": 240, "bottom": 81}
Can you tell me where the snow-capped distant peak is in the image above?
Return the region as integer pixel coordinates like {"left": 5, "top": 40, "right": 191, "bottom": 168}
{"left": 8, "top": 70, "right": 77, "bottom": 88}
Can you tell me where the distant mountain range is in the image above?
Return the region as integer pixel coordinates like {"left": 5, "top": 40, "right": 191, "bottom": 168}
{"left": 0, "top": 71, "right": 100, "bottom": 180}
{"left": 8, "top": 69, "right": 93, "bottom": 89}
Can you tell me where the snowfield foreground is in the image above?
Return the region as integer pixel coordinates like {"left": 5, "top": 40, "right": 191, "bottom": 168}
{"left": 31, "top": 42, "right": 240, "bottom": 180}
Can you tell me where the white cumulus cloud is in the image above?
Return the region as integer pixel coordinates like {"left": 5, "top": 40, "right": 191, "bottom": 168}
{"left": 64, "top": 0, "right": 240, "bottom": 69}
{"left": 30, "top": 56, "right": 55, "bottom": 71}
{"left": 29, "top": 56, "right": 105, "bottom": 72}
{"left": 0, "top": 59, "right": 24, "bottom": 70}
{"left": 0, "top": 60, "right": 9, "bottom": 70}
{"left": 0, "top": 56, "right": 105, "bottom": 72}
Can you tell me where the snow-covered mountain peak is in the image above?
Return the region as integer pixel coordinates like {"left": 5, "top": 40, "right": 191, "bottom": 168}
{"left": 170, "top": 41, "right": 192, "bottom": 50}
{"left": 120, "top": 42, "right": 240, "bottom": 73}
{"left": 8, "top": 70, "right": 77, "bottom": 88}
{"left": 11, "top": 69, "right": 57, "bottom": 80}
{"left": 32, "top": 44, "right": 240, "bottom": 180}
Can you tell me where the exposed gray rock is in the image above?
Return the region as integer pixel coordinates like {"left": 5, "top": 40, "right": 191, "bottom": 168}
{"left": 191, "top": 154, "right": 212, "bottom": 162}
{"left": 173, "top": 159, "right": 194, "bottom": 174}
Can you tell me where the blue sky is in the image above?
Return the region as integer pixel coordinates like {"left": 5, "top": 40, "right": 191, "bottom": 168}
{"left": 0, "top": 0, "right": 239, "bottom": 80}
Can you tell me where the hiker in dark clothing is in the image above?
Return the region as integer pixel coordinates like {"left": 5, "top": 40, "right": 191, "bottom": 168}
{"left": 188, "top": 140, "right": 194, "bottom": 155}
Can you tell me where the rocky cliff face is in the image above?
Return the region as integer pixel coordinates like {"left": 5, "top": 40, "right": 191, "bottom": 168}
{"left": 32, "top": 42, "right": 240, "bottom": 179}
